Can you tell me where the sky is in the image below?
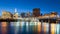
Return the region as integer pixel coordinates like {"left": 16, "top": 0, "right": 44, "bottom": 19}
{"left": 0, "top": 0, "right": 60, "bottom": 16}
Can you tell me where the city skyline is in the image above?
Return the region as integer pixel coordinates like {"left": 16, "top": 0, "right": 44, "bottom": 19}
{"left": 0, "top": 0, "right": 60, "bottom": 16}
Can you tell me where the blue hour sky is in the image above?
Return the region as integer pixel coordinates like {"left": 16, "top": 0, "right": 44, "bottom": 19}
{"left": 0, "top": 0, "right": 60, "bottom": 16}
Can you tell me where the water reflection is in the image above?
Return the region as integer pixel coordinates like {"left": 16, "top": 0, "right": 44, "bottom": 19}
{"left": 0, "top": 21, "right": 60, "bottom": 34}
{"left": 29, "top": 21, "right": 35, "bottom": 33}
{"left": 0, "top": 23, "right": 1, "bottom": 34}
{"left": 56, "top": 24, "right": 60, "bottom": 34}
{"left": 37, "top": 22, "right": 41, "bottom": 32}
{"left": 26, "top": 22, "right": 29, "bottom": 32}
{"left": 37, "top": 22, "right": 41, "bottom": 34}
{"left": 14, "top": 22, "right": 20, "bottom": 34}
{"left": 10, "top": 22, "right": 15, "bottom": 34}
{"left": 1, "top": 22, "right": 7, "bottom": 34}
{"left": 21, "top": 21, "right": 26, "bottom": 32}
{"left": 42, "top": 23, "right": 49, "bottom": 34}
{"left": 51, "top": 23, "right": 56, "bottom": 34}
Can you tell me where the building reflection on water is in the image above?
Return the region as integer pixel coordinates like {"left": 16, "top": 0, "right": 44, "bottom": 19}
{"left": 1, "top": 22, "right": 7, "bottom": 34}
{"left": 0, "top": 20, "right": 60, "bottom": 34}
{"left": 51, "top": 23, "right": 56, "bottom": 34}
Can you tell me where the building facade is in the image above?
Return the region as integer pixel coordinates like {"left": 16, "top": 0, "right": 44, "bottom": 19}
{"left": 49, "top": 12, "right": 57, "bottom": 18}
{"left": 1, "top": 11, "right": 13, "bottom": 19}
{"left": 13, "top": 12, "right": 19, "bottom": 19}
{"left": 33, "top": 8, "right": 40, "bottom": 17}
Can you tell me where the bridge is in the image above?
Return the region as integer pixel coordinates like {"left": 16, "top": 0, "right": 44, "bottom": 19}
{"left": 0, "top": 16, "right": 60, "bottom": 23}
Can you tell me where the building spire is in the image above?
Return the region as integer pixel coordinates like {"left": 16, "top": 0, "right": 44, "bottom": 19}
{"left": 15, "top": 8, "right": 17, "bottom": 13}
{"left": 14, "top": 8, "right": 19, "bottom": 16}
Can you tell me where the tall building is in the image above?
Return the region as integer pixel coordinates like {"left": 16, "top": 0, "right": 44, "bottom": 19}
{"left": 33, "top": 8, "right": 40, "bottom": 17}
{"left": 21, "top": 12, "right": 25, "bottom": 18}
{"left": 26, "top": 12, "right": 31, "bottom": 17}
{"left": 1, "top": 11, "right": 13, "bottom": 19}
{"left": 13, "top": 8, "right": 20, "bottom": 19}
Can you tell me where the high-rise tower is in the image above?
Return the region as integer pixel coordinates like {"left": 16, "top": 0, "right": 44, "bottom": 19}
{"left": 13, "top": 8, "right": 19, "bottom": 19}
{"left": 33, "top": 8, "right": 40, "bottom": 17}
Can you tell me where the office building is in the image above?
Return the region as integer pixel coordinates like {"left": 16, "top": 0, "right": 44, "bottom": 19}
{"left": 13, "top": 8, "right": 20, "bottom": 19}
{"left": 33, "top": 8, "right": 40, "bottom": 17}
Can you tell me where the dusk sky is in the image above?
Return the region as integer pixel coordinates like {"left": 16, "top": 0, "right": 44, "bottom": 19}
{"left": 0, "top": 0, "right": 60, "bottom": 16}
